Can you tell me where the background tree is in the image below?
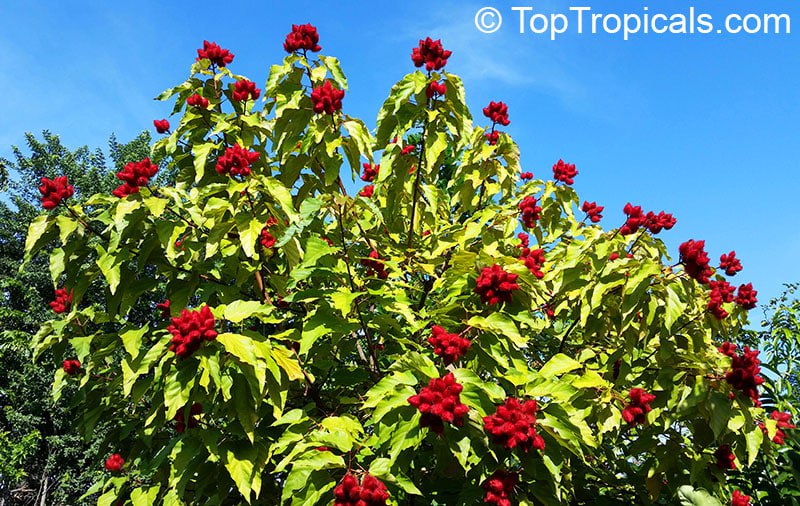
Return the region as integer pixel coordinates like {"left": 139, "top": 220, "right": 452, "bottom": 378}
{"left": 0, "top": 130, "right": 151, "bottom": 505}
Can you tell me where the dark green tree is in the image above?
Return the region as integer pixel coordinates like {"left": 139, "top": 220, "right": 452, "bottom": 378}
{"left": 0, "top": 130, "right": 151, "bottom": 505}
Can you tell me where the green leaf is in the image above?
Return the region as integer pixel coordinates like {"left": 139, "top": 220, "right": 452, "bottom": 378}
{"left": 130, "top": 485, "right": 160, "bottom": 506}
{"left": 120, "top": 324, "right": 149, "bottom": 358}
{"left": 539, "top": 354, "right": 582, "bottom": 377}
{"left": 23, "top": 214, "right": 54, "bottom": 262}
{"left": 677, "top": 485, "right": 723, "bottom": 506}
{"left": 320, "top": 55, "right": 348, "bottom": 89}
{"left": 272, "top": 346, "right": 304, "bottom": 381}
{"left": 223, "top": 301, "right": 273, "bottom": 323}
{"left": 193, "top": 142, "right": 216, "bottom": 183}
{"left": 467, "top": 313, "right": 525, "bottom": 348}
{"left": 216, "top": 333, "right": 259, "bottom": 368}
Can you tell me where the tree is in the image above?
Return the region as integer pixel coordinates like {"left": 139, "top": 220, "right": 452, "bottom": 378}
{"left": 24, "top": 30, "right": 794, "bottom": 505}
{"left": 0, "top": 131, "right": 151, "bottom": 505}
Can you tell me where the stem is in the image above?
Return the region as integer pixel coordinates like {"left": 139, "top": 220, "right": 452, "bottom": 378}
{"left": 336, "top": 204, "right": 380, "bottom": 378}
{"left": 406, "top": 99, "right": 431, "bottom": 249}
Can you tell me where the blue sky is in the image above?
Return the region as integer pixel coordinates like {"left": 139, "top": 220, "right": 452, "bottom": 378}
{"left": 1, "top": 0, "right": 798, "bottom": 312}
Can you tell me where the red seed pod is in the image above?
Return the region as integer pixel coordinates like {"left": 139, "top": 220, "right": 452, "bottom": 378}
{"left": 167, "top": 305, "right": 218, "bottom": 358}
{"left": 196, "top": 40, "right": 234, "bottom": 67}
{"left": 411, "top": 37, "right": 452, "bottom": 71}
{"left": 39, "top": 176, "right": 74, "bottom": 209}
{"left": 408, "top": 373, "right": 469, "bottom": 434}
{"left": 474, "top": 264, "right": 519, "bottom": 305}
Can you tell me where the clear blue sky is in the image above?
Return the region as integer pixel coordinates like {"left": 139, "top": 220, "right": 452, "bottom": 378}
{"left": 1, "top": 0, "right": 798, "bottom": 312}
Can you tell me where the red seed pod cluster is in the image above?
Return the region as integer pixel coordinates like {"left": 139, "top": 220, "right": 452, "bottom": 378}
{"left": 520, "top": 171, "right": 533, "bottom": 180}
{"left": 552, "top": 159, "right": 578, "bottom": 185}
{"left": 427, "top": 325, "right": 470, "bottom": 365}
{"left": 113, "top": 157, "right": 159, "bottom": 197}
{"left": 311, "top": 81, "right": 345, "bottom": 115}
{"left": 216, "top": 144, "right": 259, "bottom": 178}
{"left": 474, "top": 264, "right": 520, "bottom": 305}
{"left": 735, "top": 283, "right": 758, "bottom": 310}
{"left": 621, "top": 388, "right": 656, "bottom": 426}
{"left": 723, "top": 345, "right": 764, "bottom": 405}
{"left": 62, "top": 359, "right": 81, "bottom": 375}
{"left": 485, "top": 131, "right": 500, "bottom": 145}
{"left": 620, "top": 203, "right": 645, "bottom": 235}
{"left": 407, "top": 373, "right": 469, "bottom": 434}
{"left": 358, "top": 184, "right": 375, "bottom": 198}
{"left": 517, "top": 232, "right": 530, "bottom": 249}
{"left": 718, "top": 342, "right": 738, "bottom": 357}
{"left": 483, "top": 398, "right": 545, "bottom": 452}
{"left": 196, "top": 40, "right": 234, "bottom": 67}
{"left": 644, "top": 211, "right": 676, "bottom": 233}
{"left": 731, "top": 490, "right": 752, "bottom": 506}
{"left": 50, "top": 288, "right": 73, "bottom": 314}
{"left": 167, "top": 305, "right": 218, "bottom": 358}
{"left": 714, "top": 444, "right": 736, "bottom": 470}
{"left": 186, "top": 93, "right": 209, "bottom": 108}
{"left": 759, "top": 411, "right": 796, "bottom": 445}
{"left": 518, "top": 196, "right": 542, "bottom": 228}
{"left": 153, "top": 119, "right": 170, "bottom": 134}
{"left": 400, "top": 144, "right": 416, "bottom": 156}
{"left": 482, "top": 470, "right": 518, "bottom": 506}
{"left": 361, "top": 163, "right": 379, "bottom": 182}
{"left": 360, "top": 250, "right": 388, "bottom": 279}
{"left": 519, "top": 247, "right": 545, "bottom": 279}
{"left": 411, "top": 37, "right": 452, "bottom": 71}
{"left": 333, "top": 473, "right": 389, "bottom": 506}
{"left": 707, "top": 279, "right": 736, "bottom": 320}
{"left": 174, "top": 403, "right": 203, "bottom": 433}
{"left": 482, "top": 101, "right": 510, "bottom": 126}
{"left": 283, "top": 23, "right": 322, "bottom": 53}
{"left": 719, "top": 251, "right": 743, "bottom": 276}
{"left": 232, "top": 79, "right": 261, "bottom": 102}
{"left": 157, "top": 299, "right": 171, "bottom": 319}
{"left": 39, "top": 176, "right": 74, "bottom": 209}
{"left": 620, "top": 203, "right": 676, "bottom": 235}
{"left": 426, "top": 80, "right": 446, "bottom": 99}
{"left": 679, "top": 239, "right": 713, "bottom": 284}
{"left": 104, "top": 453, "right": 125, "bottom": 473}
{"left": 581, "top": 201, "right": 604, "bottom": 223}
{"left": 260, "top": 228, "right": 276, "bottom": 249}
